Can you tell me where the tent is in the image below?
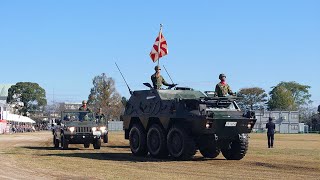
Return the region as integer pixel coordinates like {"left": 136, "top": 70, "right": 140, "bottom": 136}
{"left": 2, "top": 111, "right": 36, "bottom": 123}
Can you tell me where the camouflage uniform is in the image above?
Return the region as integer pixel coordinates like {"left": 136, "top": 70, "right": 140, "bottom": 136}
{"left": 151, "top": 66, "right": 172, "bottom": 89}
{"left": 215, "top": 73, "right": 234, "bottom": 97}
{"left": 215, "top": 83, "right": 233, "bottom": 97}
{"left": 151, "top": 73, "right": 171, "bottom": 89}
{"left": 79, "top": 100, "right": 91, "bottom": 121}
{"left": 79, "top": 106, "right": 91, "bottom": 112}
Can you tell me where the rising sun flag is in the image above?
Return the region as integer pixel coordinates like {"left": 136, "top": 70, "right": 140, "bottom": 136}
{"left": 149, "top": 24, "right": 168, "bottom": 63}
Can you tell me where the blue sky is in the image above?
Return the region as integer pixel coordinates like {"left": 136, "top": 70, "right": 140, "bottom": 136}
{"left": 0, "top": 1, "right": 319, "bottom": 106}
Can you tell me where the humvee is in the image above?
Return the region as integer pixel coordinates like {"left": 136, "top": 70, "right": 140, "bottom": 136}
{"left": 53, "top": 110, "right": 108, "bottom": 149}
{"left": 121, "top": 86, "right": 256, "bottom": 160}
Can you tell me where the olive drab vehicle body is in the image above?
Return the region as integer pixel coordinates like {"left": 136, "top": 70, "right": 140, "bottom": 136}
{"left": 53, "top": 110, "right": 108, "bottom": 149}
{"left": 122, "top": 87, "right": 257, "bottom": 160}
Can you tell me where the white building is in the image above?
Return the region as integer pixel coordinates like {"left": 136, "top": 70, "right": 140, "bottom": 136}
{"left": 254, "top": 111, "right": 301, "bottom": 133}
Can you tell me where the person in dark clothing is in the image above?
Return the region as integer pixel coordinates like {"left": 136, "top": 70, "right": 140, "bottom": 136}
{"left": 266, "top": 117, "right": 276, "bottom": 148}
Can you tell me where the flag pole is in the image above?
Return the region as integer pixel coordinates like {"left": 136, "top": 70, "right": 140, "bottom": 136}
{"left": 157, "top": 24, "right": 163, "bottom": 66}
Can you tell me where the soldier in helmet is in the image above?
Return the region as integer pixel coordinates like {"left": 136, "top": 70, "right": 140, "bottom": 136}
{"left": 78, "top": 100, "right": 91, "bottom": 121}
{"left": 79, "top": 100, "right": 91, "bottom": 112}
{"left": 215, "top": 73, "right": 235, "bottom": 97}
{"left": 151, "top": 65, "right": 176, "bottom": 89}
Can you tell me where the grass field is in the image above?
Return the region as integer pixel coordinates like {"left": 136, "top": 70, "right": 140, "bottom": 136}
{"left": 0, "top": 131, "right": 319, "bottom": 180}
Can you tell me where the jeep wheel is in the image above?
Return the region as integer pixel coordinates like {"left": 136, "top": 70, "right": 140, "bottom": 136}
{"left": 198, "top": 135, "right": 220, "bottom": 158}
{"left": 147, "top": 124, "right": 168, "bottom": 158}
{"left": 129, "top": 124, "right": 148, "bottom": 156}
{"left": 93, "top": 139, "right": 102, "bottom": 149}
{"left": 61, "top": 135, "right": 69, "bottom": 150}
{"left": 167, "top": 125, "right": 196, "bottom": 160}
{"left": 221, "top": 134, "right": 249, "bottom": 160}
{"left": 53, "top": 135, "right": 59, "bottom": 148}
{"left": 84, "top": 143, "right": 90, "bottom": 148}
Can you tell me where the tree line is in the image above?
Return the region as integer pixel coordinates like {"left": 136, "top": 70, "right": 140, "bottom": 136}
{"left": 5, "top": 76, "right": 316, "bottom": 125}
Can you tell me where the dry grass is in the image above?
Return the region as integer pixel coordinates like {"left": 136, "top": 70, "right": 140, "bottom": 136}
{"left": 0, "top": 132, "right": 319, "bottom": 180}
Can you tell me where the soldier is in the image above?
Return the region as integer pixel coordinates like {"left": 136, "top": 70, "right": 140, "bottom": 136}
{"left": 151, "top": 65, "right": 176, "bottom": 89}
{"left": 79, "top": 100, "right": 91, "bottom": 112}
{"left": 266, "top": 117, "right": 276, "bottom": 148}
{"left": 215, "top": 73, "right": 235, "bottom": 97}
{"left": 95, "top": 108, "right": 106, "bottom": 123}
{"left": 79, "top": 100, "right": 91, "bottom": 121}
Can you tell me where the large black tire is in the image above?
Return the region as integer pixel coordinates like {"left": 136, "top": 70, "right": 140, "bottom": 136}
{"left": 147, "top": 124, "right": 168, "bottom": 158}
{"left": 129, "top": 124, "right": 148, "bottom": 156}
{"left": 167, "top": 125, "right": 196, "bottom": 160}
{"left": 198, "top": 135, "right": 220, "bottom": 158}
{"left": 61, "top": 134, "right": 69, "bottom": 150}
{"left": 53, "top": 135, "right": 59, "bottom": 148}
{"left": 221, "top": 134, "right": 249, "bottom": 160}
{"left": 84, "top": 143, "right": 90, "bottom": 148}
{"left": 93, "top": 139, "right": 102, "bottom": 149}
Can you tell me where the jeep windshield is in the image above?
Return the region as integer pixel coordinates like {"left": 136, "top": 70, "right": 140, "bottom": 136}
{"left": 158, "top": 90, "right": 206, "bottom": 100}
{"left": 61, "top": 111, "right": 96, "bottom": 122}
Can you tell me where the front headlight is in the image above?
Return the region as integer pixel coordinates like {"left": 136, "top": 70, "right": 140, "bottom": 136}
{"left": 247, "top": 124, "right": 252, "bottom": 129}
{"left": 100, "top": 127, "right": 106, "bottom": 132}
{"left": 92, "top": 127, "right": 97, "bottom": 132}
{"left": 68, "top": 127, "right": 75, "bottom": 132}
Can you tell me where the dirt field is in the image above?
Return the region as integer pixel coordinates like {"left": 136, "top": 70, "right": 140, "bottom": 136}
{"left": 0, "top": 131, "right": 319, "bottom": 180}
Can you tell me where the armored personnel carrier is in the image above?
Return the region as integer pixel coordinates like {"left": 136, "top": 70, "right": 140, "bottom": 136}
{"left": 53, "top": 110, "right": 108, "bottom": 149}
{"left": 121, "top": 85, "right": 256, "bottom": 160}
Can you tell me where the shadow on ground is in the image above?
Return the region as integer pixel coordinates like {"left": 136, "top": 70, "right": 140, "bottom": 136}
{"left": 41, "top": 152, "right": 225, "bottom": 163}
{"left": 106, "top": 145, "right": 130, "bottom": 149}
{"left": 21, "top": 146, "right": 80, "bottom": 151}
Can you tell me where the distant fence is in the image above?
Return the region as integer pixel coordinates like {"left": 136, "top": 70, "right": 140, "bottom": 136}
{"left": 108, "top": 121, "right": 123, "bottom": 131}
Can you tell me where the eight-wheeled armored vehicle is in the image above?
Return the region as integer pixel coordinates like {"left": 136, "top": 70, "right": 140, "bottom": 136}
{"left": 53, "top": 110, "right": 108, "bottom": 149}
{"left": 121, "top": 86, "right": 256, "bottom": 160}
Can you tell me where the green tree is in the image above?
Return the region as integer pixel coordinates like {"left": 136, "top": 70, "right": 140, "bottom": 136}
{"left": 238, "top": 87, "right": 268, "bottom": 110}
{"left": 268, "top": 86, "right": 296, "bottom": 111}
{"left": 276, "top": 81, "right": 312, "bottom": 107}
{"left": 7, "top": 82, "right": 47, "bottom": 116}
{"left": 87, "top": 73, "right": 123, "bottom": 120}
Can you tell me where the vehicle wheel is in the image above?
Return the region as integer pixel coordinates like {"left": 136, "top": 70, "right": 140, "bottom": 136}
{"left": 93, "top": 139, "right": 102, "bottom": 149}
{"left": 61, "top": 134, "right": 69, "bottom": 150}
{"left": 167, "top": 125, "right": 196, "bottom": 160}
{"left": 84, "top": 143, "right": 90, "bottom": 148}
{"left": 221, "top": 134, "right": 249, "bottom": 160}
{"left": 198, "top": 135, "right": 220, "bottom": 158}
{"left": 53, "top": 135, "right": 59, "bottom": 148}
{"left": 103, "top": 134, "right": 108, "bottom": 143}
{"left": 147, "top": 124, "right": 168, "bottom": 158}
{"left": 129, "top": 124, "right": 148, "bottom": 156}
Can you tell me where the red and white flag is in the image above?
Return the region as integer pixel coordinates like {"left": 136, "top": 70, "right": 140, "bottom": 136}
{"left": 149, "top": 30, "right": 168, "bottom": 62}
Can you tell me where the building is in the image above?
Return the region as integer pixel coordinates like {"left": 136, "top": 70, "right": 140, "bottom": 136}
{"left": 254, "top": 111, "right": 301, "bottom": 133}
{"left": 59, "top": 102, "right": 82, "bottom": 110}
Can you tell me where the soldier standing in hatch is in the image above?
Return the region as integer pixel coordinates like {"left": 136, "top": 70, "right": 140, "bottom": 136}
{"left": 151, "top": 65, "right": 176, "bottom": 89}
{"left": 79, "top": 100, "right": 91, "bottom": 121}
{"left": 79, "top": 100, "right": 91, "bottom": 112}
{"left": 266, "top": 117, "right": 276, "bottom": 148}
{"left": 215, "top": 73, "right": 235, "bottom": 97}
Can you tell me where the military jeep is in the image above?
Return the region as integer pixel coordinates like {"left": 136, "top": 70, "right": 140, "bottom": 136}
{"left": 53, "top": 110, "right": 108, "bottom": 149}
{"left": 121, "top": 86, "right": 256, "bottom": 160}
